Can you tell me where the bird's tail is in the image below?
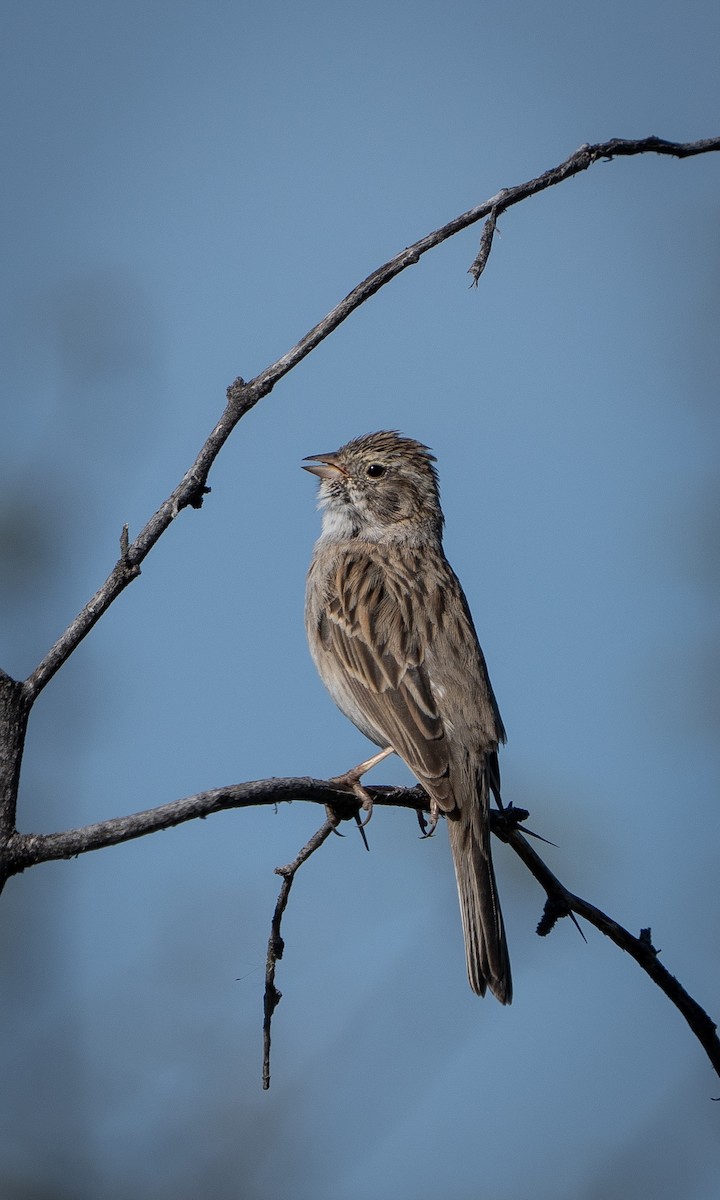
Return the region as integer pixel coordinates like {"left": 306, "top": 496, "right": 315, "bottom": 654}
{"left": 446, "top": 766, "right": 512, "bottom": 1004}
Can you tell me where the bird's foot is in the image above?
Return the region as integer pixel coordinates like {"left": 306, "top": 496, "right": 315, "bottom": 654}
{"left": 329, "top": 770, "right": 375, "bottom": 826}
{"left": 329, "top": 745, "right": 395, "bottom": 829}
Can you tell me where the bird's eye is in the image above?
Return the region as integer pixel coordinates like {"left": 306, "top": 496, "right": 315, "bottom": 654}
{"left": 366, "top": 463, "right": 386, "bottom": 478}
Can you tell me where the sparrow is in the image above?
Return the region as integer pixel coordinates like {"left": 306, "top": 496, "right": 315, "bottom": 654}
{"left": 303, "top": 430, "right": 511, "bottom": 1003}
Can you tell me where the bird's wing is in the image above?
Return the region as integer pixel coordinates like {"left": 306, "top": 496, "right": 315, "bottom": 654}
{"left": 316, "top": 548, "right": 455, "bottom": 810}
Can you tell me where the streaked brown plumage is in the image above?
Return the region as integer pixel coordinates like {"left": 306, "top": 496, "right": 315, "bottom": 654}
{"left": 303, "top": 431, "right": 511, "bottom": 1003}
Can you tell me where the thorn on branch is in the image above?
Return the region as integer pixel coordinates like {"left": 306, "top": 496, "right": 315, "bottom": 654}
{"left": 354, "top": 810, "right": 371, "bottom": 851}
{"left": 489, "top": 802, "right": 530, "bottom": 840}
{"left": 322, "top": 793, "right": 372, "bottom": 850}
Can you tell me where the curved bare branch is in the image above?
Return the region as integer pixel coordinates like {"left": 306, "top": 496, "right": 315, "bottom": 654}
{"left": 23, "top": 135, "right": 720, "bottom": 703}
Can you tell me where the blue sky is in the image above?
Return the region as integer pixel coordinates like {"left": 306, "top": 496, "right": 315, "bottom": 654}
{"left": 1, "top": 2, "right": 719, "bottom": 1197}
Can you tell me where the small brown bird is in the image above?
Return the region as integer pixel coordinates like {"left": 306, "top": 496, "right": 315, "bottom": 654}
{"left": 303, "top": 431, "right": 511, "bottom": 1003}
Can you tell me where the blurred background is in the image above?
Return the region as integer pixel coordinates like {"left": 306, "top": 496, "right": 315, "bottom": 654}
{"left": 1, "top": 1, "right": 719, "bottom": 1197}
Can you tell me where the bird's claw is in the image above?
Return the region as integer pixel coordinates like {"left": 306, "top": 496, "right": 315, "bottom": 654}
{"left": 418, "top": 801, "right": 439, "bottom": 839}
{"left": 358, "top": 793, "right": 373, "bottom": 826}
{"left": 328, "top": 773, "right": 375, "bottom": 848}
{"left": 330, "top": 772, "right": 374, "bottom": 819}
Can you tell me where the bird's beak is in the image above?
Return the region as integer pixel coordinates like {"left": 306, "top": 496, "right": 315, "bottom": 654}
{"left": 302, "top": 452, "right": 347, "bottom": 480}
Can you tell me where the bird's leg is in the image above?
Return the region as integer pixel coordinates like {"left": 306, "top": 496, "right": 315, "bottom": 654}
{"left": 330, "top": 745, "right": 395, "bottom": 827}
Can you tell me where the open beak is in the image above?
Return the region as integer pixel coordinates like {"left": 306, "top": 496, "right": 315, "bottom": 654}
{"left": 302, "top": 452, "right": 347, "bottom": 481}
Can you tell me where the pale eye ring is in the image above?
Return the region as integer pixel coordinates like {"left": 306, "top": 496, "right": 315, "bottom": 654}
{"left": 366, "top": 463, "right": 386, "bottom": 478}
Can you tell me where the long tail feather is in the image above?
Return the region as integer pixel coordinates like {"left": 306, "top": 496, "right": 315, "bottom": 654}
{"left": 446, "top": 768, "right": 512, "bottom": 1004}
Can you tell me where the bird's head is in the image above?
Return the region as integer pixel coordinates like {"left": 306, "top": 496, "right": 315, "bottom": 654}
{"left": 303, "top": 430, "right": 443, "bottom": 544}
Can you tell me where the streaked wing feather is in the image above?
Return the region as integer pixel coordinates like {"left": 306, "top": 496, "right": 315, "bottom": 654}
{"left": 322, "top": 551, "right": 453, "bottom": 805}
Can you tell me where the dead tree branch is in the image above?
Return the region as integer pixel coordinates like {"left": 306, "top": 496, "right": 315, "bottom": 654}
{"left": 5, "top": 775, "right": 716, "bottom": 1084}
{"left": 263, "top": 815, "right": 338, "bottom": 1090}
{"left": 491, "top": 807, "right": 720, "bottom": 1080}
{"left": 19, "top": 135, "right": 720, "bottom": 706}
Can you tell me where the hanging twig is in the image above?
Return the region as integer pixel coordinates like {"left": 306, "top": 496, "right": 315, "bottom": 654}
{"left": 468, "top": 207, "right": 500, "bottom": 284}
{"left": 263, "top": 815, "right": 338, "bottom": 1090}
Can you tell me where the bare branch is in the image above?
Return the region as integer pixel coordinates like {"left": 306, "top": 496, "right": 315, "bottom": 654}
{"left": 22, "top": 388, "right": 255, "bottom": 702}
{"left": 0, "top": 674, "right": 30, "bottom": 846}
{"left": 263, "top": 815, "right": 337, "bottom": 1090}
{"left": 5, "top": 778, "right": 371, "bottom": 874}
{"left": 22, "top": 135, "right": 720, "bottom": 702}
{"left": 492, "top": 807, "right": 720, "bottom": 1080}
{"left": 7, "top": 776, "right": 719, "bottom": 1080}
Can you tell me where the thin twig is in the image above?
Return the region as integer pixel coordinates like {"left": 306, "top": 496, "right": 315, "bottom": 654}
{"left": 468, "top": 208, "right": 500, "bottom": 285}
{"left": 22, "top": 135, "right": 720, "bottom": 703}
{"left": 263, "top": 816, "right": 337, "bottom": 1090}
{"left": 490, "top": 810, "right": 720, "bottom": 1077}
